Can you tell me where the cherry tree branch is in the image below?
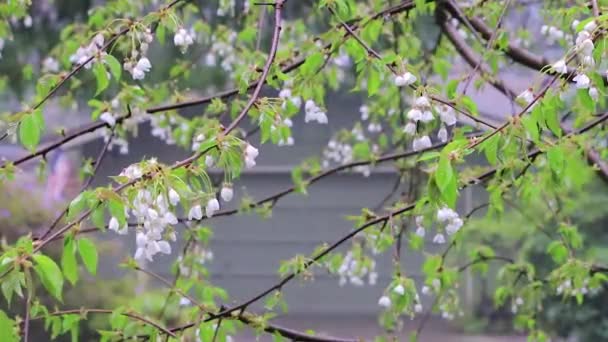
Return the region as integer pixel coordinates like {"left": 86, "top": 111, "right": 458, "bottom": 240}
{"left": 7, "top": 0, "right": 181, "bottom": 122}
{"left": 26, "top": 308, "right": 176, "bottom": 337}
{"left": 147, "top": 0, "right": 417, "bottom": 114}
{"left": 168, "top": 111, "right": 608, "bottom": 335}
{"left": 135, "top": 266, "right": 355, "bottom": 342}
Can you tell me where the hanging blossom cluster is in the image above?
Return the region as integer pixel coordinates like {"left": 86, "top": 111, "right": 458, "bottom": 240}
{"left": 205, "top": 32, "right": 238, "bottom": 71}
{"left": 173, "top": 27, "right": 195, "bottom": 53}
{"left": 414, "top": 206, "right": 463, "bottom": 245}
{"left": 540, "top": 25, "right": 566, "bottom": 45}
{"left": 555, "top": 277, "right": 596, "bottom": 297}
{"left": 69, "top": 33, "right": 106, "bottom": 69}
{"left": 550, "top": 20, "right": 599, "bottom": 97}
{"left": 337, "top": 251, "right": 378, "bottom": 287}
{"left": 99, "top": 98, "right": 150, "bottom": 154}
{"left": 403, "top": 96, "right": 457, "bottom": 151}
{"left": 123, "top": 28, "right": 154, "bottom": 80}
{"left": 304, "top": 100, "right": 328, "bottom": 124}
{"left": 377, "top": 284, "right": 423, "bottom": 314}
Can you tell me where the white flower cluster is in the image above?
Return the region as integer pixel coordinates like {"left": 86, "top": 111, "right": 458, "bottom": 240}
{"left": 205, "top": 32, "right": 238, "bottom": 72}
{"left": 393, "top": 71, "right": 417, "bottom": 87}
{"left": 42, "top": 57, "right": 59, "bottom": 73}
{"left": 540, "top": 25, "right": 565, "bottom": 44}
{"left": 279, "top": 87, "right": 302, "bottom": 110}
{"left": 69, "top": 33, "right": 106, "bottom": 69}
{"left": 150, "top": 115, "right": 176, "bottom": 145}
{"left": 122, "top": 28, "right": 154, "bottom": 80}
{"left": 378, "top": 284, "right": 423, "bottom": 314}
{"left": 511, "top": 296, "right": 524, "bottom": 314}
{"left": 124, "top": 57, "right": 152, "bottom": 80}
{"left": 277, "top": 118, "right": 295, "bottom": 147}
{"left": 421, "top": 278, "right": 441, "bottom": 297}
{"left": 173, "top": 27, "right": 195, "bottom": 53}
{"left": 404, "top": 97, "right": 457, "bottom": 151}
{"left": 556, "top": 278, "right": 592, "bottom": 297}
{"left": 108, "top": 188, "right": 181, "bottom": 263}
{"left": 414, "top": 207, "right": 463, "bottom": 245}
{"left": 323, "top": 139, "right": 353, "bottom": 166}
{"left": 304, "top": 100, "right": 328, "bottom": 124}
{"left": 244, "top": 143, "right": 259, "bottom": 168}
{"left": 516, "top": 88, "right": 536, "bottom": 112}
{"left": 437, "top": 206, "right": 464, "bottom": 235}
{"left": 187, "top": 186, "right": 233, "bottom": 222}
{"left": 359, "top": 105, "right": 370, "bottom": 121}
{"left": 337, "top": 251, "right": 378, "bottom": 287}
{"left": 571, "top": 20, "right": 598, "bottom": 94}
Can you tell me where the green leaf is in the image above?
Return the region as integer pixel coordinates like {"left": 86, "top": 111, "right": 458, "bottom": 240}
{"left": 461, "top": 96, "right": 478, "bottom": 116}
{"left": 92, "top": 62, "right": 109, "bottom": 96}
{"left": 61, "top": 238, "right": 78, "bottom": 285}
{"left": 367, "top": 66, "right": 381, "bottom": 96}
{"left": 78, "top": 238, "right": 98, "bottom": 275}
{"left": 19, "top": 111, "right": 43, "bottom": 150}
{"left": 547, "top": 241, "right": 568, "bottom": 264}
{"left": 446, "top": 80, "right": 459, "bottom": 99}
{"left": 67, "top": 192, "right": 88, "bottom": 221}
{"left": 482, "top": 134, "right": 500, "bottom": 165}
{"left": 104, "top": 54, "right": 122, "bottom": 81}
{"left": 547, "top": 147, "right": 565, "bottom": 176}
{"left": 33, "top": 254, "right": 64, "bottom": 301}
{"left": 417, "top": 151, "right": 441, "bottom": 162}
{"left": 435, "top": 155, "right": 454, "bottom": 193}
{"left": 300, "top": 52, "right": 325, "bottom": 77}
{"left": 0, "top": 310, "right": 18, "bottom": 342}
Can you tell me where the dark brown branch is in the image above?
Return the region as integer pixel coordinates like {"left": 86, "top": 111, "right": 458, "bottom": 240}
{"left": 136, "top": 266, "right": 353, "bottom": 342}
{"left": 446, "top": 3, "right": 577, "bottom": 81}
{"left": 438, "top": 11, "right": 518, "bottom": 100}
{"left": 39, "top": 124, "right": 118, "bottom": 240}
{"left": 222, "top": 0, "right": 284, "bottom": 134}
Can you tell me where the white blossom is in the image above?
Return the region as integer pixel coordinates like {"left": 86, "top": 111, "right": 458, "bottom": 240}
{"left": 589, "top": 87, "right": 599, "bottom": 101}
{"left": 42, "top": 57, "right": 60, "bottom": 73}
{"left": 393, "top": 72, "right": 417, "bottom": 87}
{"left": 516, "top": 88, "right": 535, "bottom": 105}
{"left": 304, "top": 100, "right": 328, "bottom": 124}
{"left": 188, "top": 205, "right": 203, "bottom": 220}
{"left": 552, "top": 59, "right": 568, "bottom": 74}
{"left": 205, "top": 155, "right": 214, "bottom": 168}
{"left": 100, "top": 112, "right": 116, "bottom": 127}
{"left": 378, "top": 295, "right": 391, "bottom": 308}
{"left": 359, "top": 105, "right": 370, "bottom": 121}
{"left": 403, "top": 122, "right": 416, "bottom": 135}
{"left": 415, "top": 96, "right": 431, "bottom": 108}
{"left": 407, "top": 108, "right": 422, "bottom": 122}
{"left": 244, "top": 143, "right": 259, "bottom": 168}
{"left": 415, "top": 226, "right": 426, "bottom": 238}
{"left": 432, "top": 233, "right": 446, "bottom": 244}
{"left": 437, "top": 126, "right": 448, "bottom": 143}
{"left": 109, "top": 217, "right": 120, "bottom": 232}
{"left": 173, "top": 28, "right": 195, "bottom": 52}
{"left": 393, "top": 284, "right": 405, "bottom": 296}
{"left": 168, "top": 188, "right": 180, "bottom": 206}
{"left": 413, "top": 135, "right": 432, "bottom": 151}
{"left": 206, "top": 198, "right": 220, "bottom": 217}
{"left": 221, "top": 185, "right": 234, "bottom": 202}
{"left": 573, "top": 74, "right": 590, "bottom": 89}
{"left": 414, "top": 303, "right": 423, "bottom": 313}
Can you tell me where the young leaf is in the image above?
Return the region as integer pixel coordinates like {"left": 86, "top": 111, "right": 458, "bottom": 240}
{"left": 33, "top": 254, "right": 64, "bottom": 301}
{"left": 61, "top": 238, "right": 79, "bottom": 285}
{"left": 92, "top": 62, "right": 109, "bottom": 96}
{"left": 78, "top": 238, "right": 98, "bottom": 275}
{"left": 19, "top": 112, "right": 42, "bottom": 150}
{"left": 104, "top": 54, "right": 122, "bottom": 81}
{"left": 435, "top": 155, "right": 454, "bottom": 193}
